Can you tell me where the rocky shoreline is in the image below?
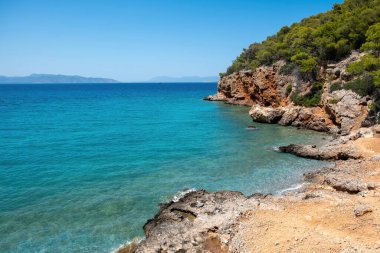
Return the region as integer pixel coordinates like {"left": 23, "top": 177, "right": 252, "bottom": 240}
{"left": 118, "top": 125, "right": 380, "bottom": 253}
{"left": 117, "top": 52, "right": 380, "bottom": 252}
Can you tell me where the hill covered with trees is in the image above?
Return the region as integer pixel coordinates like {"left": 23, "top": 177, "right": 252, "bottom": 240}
{"left": 222, "top": 0, "right": 380, "bottom": 82}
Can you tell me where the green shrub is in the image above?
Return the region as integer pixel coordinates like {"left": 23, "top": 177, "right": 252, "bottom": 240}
{"left": 330, "top": 75, "right": 376, "bottom": 97}
{"left": 285, "top": 83, "right": 293, "bottom": 96}
{"left": 291, "top": 90, "right": 322, "bottom": 107}
{"left": 347, "top": 54, "right": 380, "bottom": 75}
{"left": 330, "top": 82, "right": 343, "bottom": 92}
{"left": 280, "top": 63, "right": 298, "bottom": 75}
{"left": 329, "top": 98, "right": 339, "bottom": 104}
{"left": 361, "top": 23, "right": 380, "bottom": 54}
{"left": 291, "top": 81, "right": 323, "bottom": 107}
{"left": 344, "top": 74, "right": 375, "bottom": 96}
{"left": 312, "top": 81, "right": 323, "bottom": 90}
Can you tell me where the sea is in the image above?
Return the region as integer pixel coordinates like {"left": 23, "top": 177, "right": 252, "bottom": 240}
{"left": 0, "top": 83, "right": 330, "bottom": 252}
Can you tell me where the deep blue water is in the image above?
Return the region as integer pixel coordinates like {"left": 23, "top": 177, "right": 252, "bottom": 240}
{"left": 0, "top": 83, "right": 329, "bottom": 252}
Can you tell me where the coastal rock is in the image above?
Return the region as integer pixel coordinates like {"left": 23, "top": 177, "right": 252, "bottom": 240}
{"left": 325, "top": 177, "right": 368, "bottom": 194}
{"left": 134, "top": 190, "right": 259, "bottom": 253}
{"left": 278, "top": 107, "right": 299, "bottom": 126}
{"left": 325, "top": 90, "right": 367, "bottom": 135}
{"left": 217, "top": 61, "right": 292, "bottom": 106}
{"left": 249, "top": 105, "right": 284, "bottom": 123}
{"left": 203, "top": 93, "right": 227, "bottom": 101}
{"left": 206, "top": 52, "right": 369, "bottom": 134}
{"left": 291, "top": 107, "right": 332, "bottom": 132}
{"left": 278, "top": 143, "right": 362, "bottom": 160}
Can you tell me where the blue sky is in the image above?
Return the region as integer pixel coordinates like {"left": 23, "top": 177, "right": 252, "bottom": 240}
{"left": 0, "top": 0, "right": 343, "bottom": 82}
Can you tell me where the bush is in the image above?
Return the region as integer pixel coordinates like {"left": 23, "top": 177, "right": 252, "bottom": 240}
{"left": 285, "top": 83, "right": 293, "bottom": 96}
{"left": 330, "top": 82, "right": 343, "bottom": 92}
{"left": 291, "top": 90, "right": 322, "bottom": 107}
{"left": 290, "top": 81, "right": 323, "bottom": 107}
{"left": 347, "top": 54, "right": 380, "bottom": 75}
{"left": 280, "top": 63, "right": 298, "bottom": 75}
{"left": 330, "top": 75, "right": 376, "bottom": 97}
{"left": 344, "top": 75, "right": 375, "bottom": 96}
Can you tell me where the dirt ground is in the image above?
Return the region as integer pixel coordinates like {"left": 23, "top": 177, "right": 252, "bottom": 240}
{"left": 233, "top": 137, "right": 380, "bottom": 253}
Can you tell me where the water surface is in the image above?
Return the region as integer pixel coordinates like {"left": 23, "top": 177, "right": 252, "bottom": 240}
{"left": 0, "top": 83, "right": 329, "bottom": 252}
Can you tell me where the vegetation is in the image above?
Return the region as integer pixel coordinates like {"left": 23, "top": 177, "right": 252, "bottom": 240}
{"left": 221, "top": 0, "right": 380, "bottom": 78}
{"left": 329, "top": 98, "right": 340, "bottom": 104}
{"left": 291, "top": 82, "right": 323, "bottom": 107}
{"left": 285, "top": 83, "right": 293, "bottom": 96}
{"left": 330, "top": 74, "right": 375, "bottom": 96}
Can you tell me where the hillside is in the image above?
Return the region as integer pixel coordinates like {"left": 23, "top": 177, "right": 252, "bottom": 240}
{"left": 222, "top": 0, "right": 380, "bottom": 78}
{"left": 207, "top": 0, "right": 380, "bottom": 133}
{"left": 0, "top": 74, "right": 119, "bottom": 84}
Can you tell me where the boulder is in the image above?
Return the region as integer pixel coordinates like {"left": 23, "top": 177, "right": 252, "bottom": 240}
{"left": 325, "top": 90, "right": 367, "bottom": 134}
{"left": 203, "top": 93, "right": 227, "bottom": 101}
{"left": 326, "top": 177, "right": 368, "bottom": 194}
{"left": 354, "top": 204, "right": 373, "bottom": 217}
{"left": 279, "top": 107, "right": 299, "bottom": 125}
{"left": 249, "top": 105, "right": 284, "bottom": 123}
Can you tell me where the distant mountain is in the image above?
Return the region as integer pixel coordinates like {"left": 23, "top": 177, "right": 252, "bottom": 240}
{"left": 0, "top": 74, "right": 119, "bottom": 84}
{"left": 148, "top": 76, "right": 218, "bottom": 83}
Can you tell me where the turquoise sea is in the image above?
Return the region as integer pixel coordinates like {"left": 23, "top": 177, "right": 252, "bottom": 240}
{"left": 0, "top": 83, "right": 329, "bottom": 252}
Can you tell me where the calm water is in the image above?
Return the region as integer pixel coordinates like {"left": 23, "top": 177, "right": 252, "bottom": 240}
{"left": 0, "top": 83, "right": 329, "bottom": 252}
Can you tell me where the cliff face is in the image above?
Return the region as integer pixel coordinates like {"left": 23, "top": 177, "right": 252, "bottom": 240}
{"left": 205, "top": 51, "right": 370, "bottom": 134}
{"left": 210, "top": 61, "right": 292, "bottom": 107}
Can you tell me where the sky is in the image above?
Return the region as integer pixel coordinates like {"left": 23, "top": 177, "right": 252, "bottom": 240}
{"left": 0, "top": 0, "right": 343, "bottom": 82}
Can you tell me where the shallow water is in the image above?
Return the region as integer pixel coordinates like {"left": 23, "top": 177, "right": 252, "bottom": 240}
{"left": 0, "top": 83, "right": 330, "bottom": 252}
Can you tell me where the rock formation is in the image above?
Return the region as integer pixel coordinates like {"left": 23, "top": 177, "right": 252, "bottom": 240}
{"left": 205, "top": 52, "right": 371, "bottom": 134}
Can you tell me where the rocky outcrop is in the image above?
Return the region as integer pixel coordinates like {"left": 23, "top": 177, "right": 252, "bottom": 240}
{"left": 133, "top": 190, "right": 260, "bottom": 253}
{"left": 278, "top": 143, "right": 362, "bottom": 160}
{"left": 212, "top": 61, "right": 293, "bottom": 106}
{"left": 203, "top": 93, "right": 227, "bottom": 101}
{"left": 324, "top": 51, "right": 365, "bottom": 82}
{"left": 119, "top": 132, "right": 380, "bottom": 253}
{"left": 248, "top": 105, "right": 284, "bottom": 123}
{"left": 249, "top": 105, "right": 335, "bottom": 132}
{"left": 324, "top": 90, "right": 368, "bottom": 134}
{"left": 207, "top": 52, "right": 371, "bottom": 134}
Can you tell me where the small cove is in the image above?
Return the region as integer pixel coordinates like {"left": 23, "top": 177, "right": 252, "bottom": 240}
{"left": 0, "top": 83, "right": 331, "bottom": 252}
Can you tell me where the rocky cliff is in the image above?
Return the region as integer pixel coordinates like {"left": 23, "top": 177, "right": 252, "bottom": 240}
{"left": 205, "top": 52, "right": 371, "bottom": 135}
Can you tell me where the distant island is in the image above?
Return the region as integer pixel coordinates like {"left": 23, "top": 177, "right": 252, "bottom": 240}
{"left": 0, "top": 74, "right": 119, "bottom": 84}
{"left": 148, "top": 76, "right": 218, "bottom": 83}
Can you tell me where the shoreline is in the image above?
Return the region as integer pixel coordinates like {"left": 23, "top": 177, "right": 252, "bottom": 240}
{"left": 118, "top": 124, "right": 380, "bottom": 252}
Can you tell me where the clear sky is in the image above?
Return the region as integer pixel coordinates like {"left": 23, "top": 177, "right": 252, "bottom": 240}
{"left": 0, "top": 0, "right": 343, "bottom": 82}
